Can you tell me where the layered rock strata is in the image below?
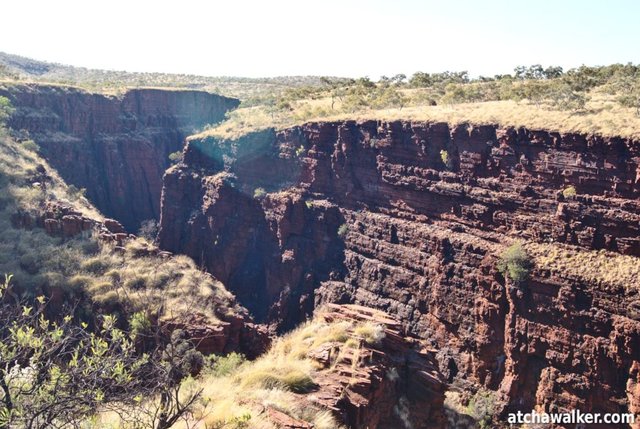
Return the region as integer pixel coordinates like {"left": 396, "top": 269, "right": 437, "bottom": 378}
{"left": 312, "top": 303, "right": 446, "bottom": 429}
{"left": 1, "top": 83, "right": 238, "bottom": 231}
{"left": 159, "top": 120, "right": 640, "bottom": 426}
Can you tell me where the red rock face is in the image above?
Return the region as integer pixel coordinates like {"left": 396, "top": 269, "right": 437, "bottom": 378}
{"left": 314, "top": 304, "right": 447, "bottom": 429}
{"left": 159, "top": 120, "right": 640, "bottom": 426}
{"left": 1, "top": 84, "right": 239, "bottom": 231}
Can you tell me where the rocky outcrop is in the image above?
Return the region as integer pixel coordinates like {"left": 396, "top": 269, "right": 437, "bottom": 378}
{"left": 160, "top": 120, "right": 640, "bottom": 426}
{"left": 11, "top": 201, "right": 130, "bottom": 245}
{"left": 1, "top": 83, "right": 238, "bottom": 231}
{"left": 312, "top": 303, "right": 446, "bottom": 429}
{"left": 161, "top": 312, "right": 269, "bottom": 359}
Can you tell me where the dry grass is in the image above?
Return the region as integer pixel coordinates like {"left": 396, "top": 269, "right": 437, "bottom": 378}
{"left": 96, "top": 318, "right": 359, "bottom": 428}
{"left": 83, "top": 238, "right": 239, "bottom": 323}
{"left": 0, "top": 129, "right": 102, "bottom": 219}
{"left": 0, "top": 129, "right": 240, "bottom": 325}
{"left": 195, "top": 90, "right": 640, "bottom": 141}
{"left": 525, "top": 242, "right": 640, "bottom": 290}
{"left": 188, "top": 319, "right": 359, "bottom": 428}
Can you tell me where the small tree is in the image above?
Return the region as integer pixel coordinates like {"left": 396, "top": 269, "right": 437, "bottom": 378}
{"left": 139, "top": 219, "right": 159, "bottom": 241}
{"left": 562, "top": 185, "right": 577, "bottom": 198}
{"left": 253, "top": 188, "right": 267, "bottom": 199}
{"left": 614, "top": 76, "right": 640, "bottom": 116}
{"left": 440, "top": 149, "right": 453, "bottom": 169}
{"left": 0, "top": 275, "right": 202, "bottom": 429}
{"left": 547, "top": 82, "right": 588, "bottom": 111}
{"left": 168, "top": 151, "right": 182, "bottom": 165}
{"left": 497, "top": 243, "right": 532, "bottom": 284}
{"left": 0, "top": 97, "right": 14, "bottom": 126}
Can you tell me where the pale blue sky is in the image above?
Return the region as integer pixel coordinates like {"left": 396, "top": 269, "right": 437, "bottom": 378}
{"left": 1, "top": 0, "right": 638, "bottom": 78}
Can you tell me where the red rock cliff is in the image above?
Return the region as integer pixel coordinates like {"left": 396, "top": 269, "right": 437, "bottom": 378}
{"left": 1, "top": 83, "right": 239, "bottom": 231}
{"left": 159, "top": 120, "right": 640, "bottom": 426}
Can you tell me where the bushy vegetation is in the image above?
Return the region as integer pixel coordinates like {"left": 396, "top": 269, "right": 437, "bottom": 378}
{"left": 168, "top": 150, "right": 182, "bottom": 165}
{"left": 440, "top": 149, "right": 452, "bottom": 169}
{"left": 562, "top": 185, "right": 577, "bottom": 198}
{"left": 444, "top": 388, "right": 500, "bottom": 429}
{"left": 5, "top": 53, "right": 640, "bottom": 139}
{"left": 497, "top": 242, "right": 533, "bottom": 284}
{"left": 0, "top": 96, "right": 14, "bottom": 123}
{"left": 189, "top": 62, "right": 640, "bottom": 141}
{"left": 167, "top": 318, "right": 381, "bottom": 429}
{"left": 353, "top": 322, "right": 385, "bottom": 345}
{"left": 253, "top": 187, "right": 266, "bottom": 199}
{"left": 138, "top": 219, "right": 159, "bottom": 241}
{"left": 0, "top": 275, "right": 204, "bottom": 429}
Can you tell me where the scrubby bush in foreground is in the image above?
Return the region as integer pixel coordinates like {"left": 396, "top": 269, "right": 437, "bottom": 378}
{"left": 0, "top": 274, "right": 203, "bottom": 429}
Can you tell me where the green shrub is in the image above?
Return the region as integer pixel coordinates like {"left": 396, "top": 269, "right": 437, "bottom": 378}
{"left": 440, "top": 149, "right": 453, "bottom": 169}
{"left": 207, "top": 352, "right": 246, "bottom": 377}
{"left": 497, "top": 243, "right": 532, "bottom": 283}
{"left": 562, "top": 185, "right": 577, "bottom": 198}
{"left": 21, "top": 140, "right": 39, "bottom": 152}
{"left": 168, "top": 150, "right": 182, "bottom": 164}
{"left": 253, "top": 187, "right": 266, "bottom": 199}
{"left": 0, "top": 96, "right": 14, "bottom": 125}
{"left": 81, "top": 256, "right": 112, "bottom": 275}
{"left": 228, "top": 413, "right": 252, "bottom": 429}
{"left": 129, "top": 311, "right": 151, "bottom": 339}
{"left": 19, "top": 254, "right": 39, "bottom": 274}
{"left": 337, "top": 223, "right": 348, "bottom": 238}
{"left": 124, "top": 276, "right": 147, "bottom": 291}
{"left": 466, "top": 389, "right": 499, "bottom": 429}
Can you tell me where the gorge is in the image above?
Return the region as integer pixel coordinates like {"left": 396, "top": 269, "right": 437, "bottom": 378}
{"left": 0, "top": 83, "right": 238, "bottom": 231}
{"left": 4, "top": 83, "right": 640, "bottom": 428}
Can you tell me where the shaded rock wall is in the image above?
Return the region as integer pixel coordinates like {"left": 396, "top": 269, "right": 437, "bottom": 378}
{"left": 1, "top": 83, "right": 238, "bottom": 231}
{"left": 159, "top": 120, "right": 640, "bottom": 425}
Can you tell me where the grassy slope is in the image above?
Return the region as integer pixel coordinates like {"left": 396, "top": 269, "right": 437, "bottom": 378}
{"left": 0, "top": 128, "right": 241, "bottom": 326}
{"left": 98, "top": 313, "right": 388, "bottom": 428}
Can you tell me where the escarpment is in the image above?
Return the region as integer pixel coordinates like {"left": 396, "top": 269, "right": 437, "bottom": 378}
{"left": 1, "top": 84, "right": 239, "bottom": 231}
{"left": 159, "top": 120, "right": 640, "bottom": 425}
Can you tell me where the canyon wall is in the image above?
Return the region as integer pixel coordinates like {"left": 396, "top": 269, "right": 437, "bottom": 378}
{"left": 1, "top": 83, "right": 238, "bottom": 231}
{"left": 159, "top": 120, "right": 640, "bottom": 425}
